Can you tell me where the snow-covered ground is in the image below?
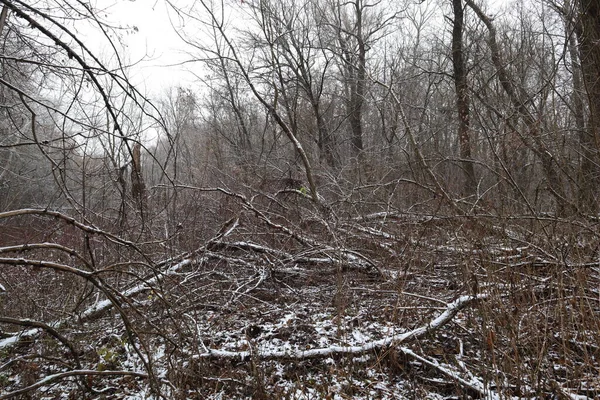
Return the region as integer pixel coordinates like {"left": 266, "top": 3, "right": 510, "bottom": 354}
{"left": 1, "top": 211, "right": 599, "bottom": 399}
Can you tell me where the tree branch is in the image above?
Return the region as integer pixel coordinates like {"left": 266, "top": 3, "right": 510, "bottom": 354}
{"left": 195, "top": 294, "right": 486, "bottom": 360}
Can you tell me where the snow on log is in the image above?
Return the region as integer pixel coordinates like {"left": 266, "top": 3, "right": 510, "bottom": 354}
{"left": 398, "top": 347, "right": 502, "bottom": 400}
{"left": 0, "top": 370, "right": 148, "bottom": 400}
{"left": 0, "top": 258, "right": 194, "bottom": 349}
{"left": 195, "top": 293, "right": 487, "bottom": 360}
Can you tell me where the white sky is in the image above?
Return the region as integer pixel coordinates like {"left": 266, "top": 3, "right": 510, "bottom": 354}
{"left": 93, "top": 0, "right": 513, "bottom": 98}
{"left": 98, "top": 0, "right": 193, "bottom": 95}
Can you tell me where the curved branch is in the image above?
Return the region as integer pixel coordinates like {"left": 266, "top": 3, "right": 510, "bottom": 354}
{"left": 189, "top": 0, "right": 320, "bottom": 204}
{"left": 0, "top": 317, "right": 81, "bottom": 368}
{"left": 0, "top": 0, "right": 124, "bottom": 138}
{"left": 0, "top": 243, "right": 92, "bottom": 270}
{"left": 0, "top": 370, "right": 148, "bottom": 400}
{"left": 0, "top": 257, "right": 92, "bottom": 278}
{"left": 0, "top": 208, "right": 141, "bottom": 250}
{"left": 195, "top": 294, "right": 486, "bottom": 360}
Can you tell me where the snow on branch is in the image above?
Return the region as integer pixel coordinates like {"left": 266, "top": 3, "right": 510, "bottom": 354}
{"left": 0, "top": 370, "right": 148, "bottom": 400}
{"left": 196, "top": 294, "right": 487, "bottom": 360}
{"left": 216, "top": 240, "right": 380, "bottom": 273}
{"left": 0, "top": 208, "right": 140, "bottom": 248}
{"left": 0, "top": 258, "right": 194, "bottom": 349}
{"left": 0, "top": 213, "right": 240, "bottom": 349}
{"left": 398, "top": 347, "right": 502, "bottom": 400}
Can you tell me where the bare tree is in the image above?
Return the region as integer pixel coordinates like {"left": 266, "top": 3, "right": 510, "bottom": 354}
{"left": 170, "top": 0, "right": 322, "bottom": 203}
{"left": 466, "top": 0, "right": 574, "bottom": 214}
{"left": 1, "top": 1, "right": 599, "bottom": 399}
{"left": 324, "top": 0, "right": 397, "bottom": 162}
{"left": 249, "top": 0, "right": 338, "bottom": 167}
{"left": 574, "top": 0, "right": 600, "bottom": 212}
{"left": 451, "top": 0, "right": 478, "bottom": 196}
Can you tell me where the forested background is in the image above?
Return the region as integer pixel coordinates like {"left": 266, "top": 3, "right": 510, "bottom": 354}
{"left": 1, "top": 0, "right": 599, "bottom": 398}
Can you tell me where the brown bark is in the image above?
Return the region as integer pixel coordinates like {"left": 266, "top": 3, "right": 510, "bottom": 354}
{"left": 451, "top": 0, "right": 477, "bottom": 197}
{"left": 131, "top": 142, "right": 147, "bottom": 214}
{"left": 466, "top": 0, "right": 572, "bottom": 214}
{"left": 337, "top": 0, "right": 366, "bottom": 158}
{"left": 575, "top": 0, "right": 600, "bottom": 213}
{"left": 314, "top": 103, "right": 337, "bottom": 167}
{"left": 118, "top": 164, "right": 128, "bottom": 230}
{"left": 0, "top": 6, "right": 8, "bottom": 36}
{"left": 350, "top": 0, "right": 366, "bottom": 155}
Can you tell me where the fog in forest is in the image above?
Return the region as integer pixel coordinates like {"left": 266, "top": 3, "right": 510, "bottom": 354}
{"left": 1, "top": 0, "right": 599, "bottom": 398}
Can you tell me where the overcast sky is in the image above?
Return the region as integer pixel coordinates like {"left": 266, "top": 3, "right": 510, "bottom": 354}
{"left": 95, "top": 0, "right": 512, "bottom": 98}
{"left": 98, "top": 0, "right": 192, "bottom": 94}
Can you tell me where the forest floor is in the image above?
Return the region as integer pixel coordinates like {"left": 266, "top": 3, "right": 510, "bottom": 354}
{"left": 1, "top": 210, "right": 600, "bottom": 399}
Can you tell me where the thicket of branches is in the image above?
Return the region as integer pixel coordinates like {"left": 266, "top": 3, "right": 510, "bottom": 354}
{"left": 1, "top": 0, "right": 599, "bottom": 398}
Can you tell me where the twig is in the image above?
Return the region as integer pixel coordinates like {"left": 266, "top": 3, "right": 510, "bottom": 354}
{"left": 398, "top": 347, "right": 501, "bottom": 400}
{"left": 0, "top": 370, "right": 148, "bottom": 400}
{"left": 195, "top": 294, "right": 487, "bottom": 360}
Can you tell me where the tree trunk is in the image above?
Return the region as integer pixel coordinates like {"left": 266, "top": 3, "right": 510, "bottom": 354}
{"left": 576, "top": 0, "right": 600, "bottom": 213}
{"left": 350, "top": 0, "right": 366, "bottom": 157}
{"left": 0, "top": 6, "right": 8, "bottom": 36}
{"left": 314, "top": 103, "right": 337, "bottom": 167}
{"left": 337, "top": 0, "right": 366, "bottom": 159}
{"left": 451, "top": 0, "right": 477, "bottom": 197}
{"left": 131, "top": 142, "right": 147, "bottom": 215}
{"left": 466, "top": 0, "right": 571, "bottom": 214}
